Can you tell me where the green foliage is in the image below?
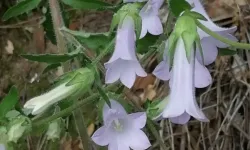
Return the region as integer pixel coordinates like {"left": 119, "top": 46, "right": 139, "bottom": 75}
{"left": 42, "top": 63, "right": 62, "bottom": 74}
{"left": 168, "top": 0, "right": 192, "bottom": 17}
{"left": 61, "top": 0, "right": 112, "bottom": 10}
{"left": 2, "top": 0, "right": 41, "bottom": 21}
{"left": 137, "top": 34, "right": 158, "bottom": 54}
{"left": 218, "top": 48, "right": 237, "bottom": 56}
{"left": 0, "top": 87, "right": 18, "bottom": 119}
{"left": 21, "top": 49, "right": 82, "bottom": 64}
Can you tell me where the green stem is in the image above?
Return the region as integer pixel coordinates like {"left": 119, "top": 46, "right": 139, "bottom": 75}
{"left": 92, "top": 38, "right": 115, "bottom": 65}
{"left": 32, "top": 94, "right": 99, "bottom": 127}
{"left": 49, "top": 0, "right": 69, "bottom": 71}
{"left": 196, "top": 20, "right": 250, "bottom": 49}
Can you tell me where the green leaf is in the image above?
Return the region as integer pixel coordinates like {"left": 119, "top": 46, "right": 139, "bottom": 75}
{"left": 61, "top": 0, "right": 112, "bottom": 10}
{"left": 0, "top": 86, "right": 18, "bottom": 118}
{"left": 137, "top": 34, "right": 158, "bottom": 54}
{"left": 2, "top": 0, "right": 41, "bottom": 21}
{"left": 218, "top": 48, "right": 237, "bottom": 56}
{"left": 168, "top": 0, "right": 192, "bottom": 17}
{"left": 21, "top": 50, "right": 82, "bottom": 64}
{"left": 42, "top": 63, "right": 61, "bottom": 74}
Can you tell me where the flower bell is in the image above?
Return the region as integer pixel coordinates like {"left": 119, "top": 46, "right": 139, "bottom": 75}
{"left": 153, "top": 15, "right": 210, "bottom": 124}
{"left": 105, "top": 16, "right": 147, "bottom": 88}
{"left": 24, "top": 68, "right": 95, "bottom": 115}
{"left": 92, "top": 100, "right": 151, "bottom": 150}
{"left": 139, "top": 0, "right": 164, "bottom": 38}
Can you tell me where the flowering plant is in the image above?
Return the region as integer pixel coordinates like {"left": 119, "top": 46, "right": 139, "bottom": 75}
{"left": 0, "top": 0, "right": 249, "bottom": 149}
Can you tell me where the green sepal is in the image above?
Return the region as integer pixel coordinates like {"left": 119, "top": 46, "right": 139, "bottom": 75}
{"left": 130, "top": 13, "right": 142, "bottom": 39}
{"left": 195, "top": 36, "right": 205, "bottom": 65}
{"left": 167, "top": 33, "right": 179, "bottom": 66}
{"left": 182, "top": 31, "right": 196, "bottom": 62}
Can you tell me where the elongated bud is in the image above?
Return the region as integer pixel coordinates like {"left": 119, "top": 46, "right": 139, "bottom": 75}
{"left": 24, "top": 67, "right": 95, "bottom": 115}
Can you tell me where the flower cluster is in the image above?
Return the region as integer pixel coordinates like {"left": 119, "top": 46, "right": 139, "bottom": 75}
{"left": 105, "top": 0, "right": 164, "bottom": 88}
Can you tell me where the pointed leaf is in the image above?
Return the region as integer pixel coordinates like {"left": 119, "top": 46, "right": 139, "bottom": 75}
{"left": 2, "top": 0, "right": 41, "bottom": 21}
{"left": 0, "top": 86, "right": 18, "bottom": 118}
{"left": 21, "top": 50, "right": 82, "bottom": 64}
{"left": 42, "top": 63, "right": 62, "bottom": 74}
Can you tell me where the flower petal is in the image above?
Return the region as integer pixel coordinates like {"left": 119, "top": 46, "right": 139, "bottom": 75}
{"left": 153, "top": 61, "right": 170, "bottom": 81}
{"left": 103, "top": 100, "right": 127, "bottom": 124}
{"left": 212, "top": 33, "right": 238, "bottom": 48}
{"left": 120, "top": 64, "right": 136, "bottom": 88}
{"left": 105, "top": 61, "right": 121, "bottom": 84}
{"left": 127, "top": 130, "right": 151, "bottom": 150}
{"left": 194, "top": 58, "right": 212, "bottom": 88}
{"left": 91, "top": 126, "right": 110, "bottom": 146}
{"left": 196, "top": 37, "right": 218, "bottom": 65}
{"left": 129, "top": 112, "right": 147, "bottom": 129}
{"left": 108, "top": 138, "right": 130, "bottom": 150}
{"left": 169, "top": 112, "right": 191, "bottom": 125}
{"left": 134, "top": 62, "right": 147, "bottom": 77}
{"left": 186, "top": 99, "right": 209, "bottom": 122}
{"left": 143, "top": 16, "right": 163, "bottom": 36}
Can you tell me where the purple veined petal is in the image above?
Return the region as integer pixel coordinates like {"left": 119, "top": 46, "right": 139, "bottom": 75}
{"left": 196, "top": 37, "right": 218, "bottom": 65}
{"left": 91, "top": 126, "right": 110, "bottom": 146}
{"left": 163, "top": 38, "right": 190, "bottom": 118}
{"left": 127, "top": 130, "right": 151, "bottom": 150}
{"left": 107, "top": 16, "right": 137, "bottom": 63}
{"left": 211, "top": 33, "right": 238, "bottom": 48}
{"left": 103, "top": 100, "right": 128, "bottom": 125}
{"left": 108, "top": 138, "right": 130, "bottom": 150}
{"left": 134, "top": 62, "right": 147, "bottom": 77}
{"left": 129, "top": 112, "right": 147, "bottom": 129}
{"left": 185, "top": 97, "right": 209, "bottom": 122}
{"left": 105, "top": 61, "right": 121, "bottom": 84}
{"left": 120, "top": 63, "right": 137, "bottom": 88}
{"left": 169, "top": 112, "right": 191, "bottom": 124}
{"left": 140, "top": 15, "right": 163, "bottom": 39}
{"left": 194, "top": 58, "right": 212, "bottom": 88}
{"left": 153, "top": 61, "right": 170, "bottom": 81}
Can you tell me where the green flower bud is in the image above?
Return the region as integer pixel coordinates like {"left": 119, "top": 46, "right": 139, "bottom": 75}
{"left": 24, "top": 67, "right": 95, "bottom": 115}
{"left": 7, "top": 116, "right": 31, "bottom": 143}
{"left": 46, "top": 119, "right": 62, "bottom": 141}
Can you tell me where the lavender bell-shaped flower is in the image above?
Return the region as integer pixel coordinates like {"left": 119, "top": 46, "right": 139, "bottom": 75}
{"left": 92, "top": 100, "right": 151, "bottom": 150}
{"left": 153, "top": 15, "right": 211, "bottom": 124}
{"left": 139, "top": 0, "right": 164, "bottom": 38}
{"left": 105, "top": 16, "right": 147, "bottom": 88}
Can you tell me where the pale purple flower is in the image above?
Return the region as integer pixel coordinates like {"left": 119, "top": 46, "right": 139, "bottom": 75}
{"left": 139, "top": 0, "right": 164, "bottom": 38}
{"left": 92, "top": 100, "right": 151, "bottom": 150}
{"left": 160, "top": 39, "right": 209, "bottom": 124}
{"left": 152, "top": 0, "right": 238, "bottom": 124}
{"left": 105, "top": 16, "right": 147, "bottom": 88}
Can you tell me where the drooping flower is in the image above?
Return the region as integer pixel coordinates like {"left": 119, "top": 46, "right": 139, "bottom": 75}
{"left": 24, "top": 68, "right": 95, "bottom": 115}
{"left": 92, "top": 100, "right": 151, "bottom": 150}
{"left": 152, "top": 0, "right": 238, "bottom": 124}
{"left": 162, "top": 38, "right": 209, "bottom": 124}
{"left": 139, "top": 0, "right": 164, "bottom": 38}
{"left": 105, "top": 16, "right": 147, "bottom": 88}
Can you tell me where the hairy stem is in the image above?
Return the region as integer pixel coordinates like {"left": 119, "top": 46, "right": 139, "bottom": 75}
{"left": 48, "top": 0, "right": 69, "bottom": 71}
